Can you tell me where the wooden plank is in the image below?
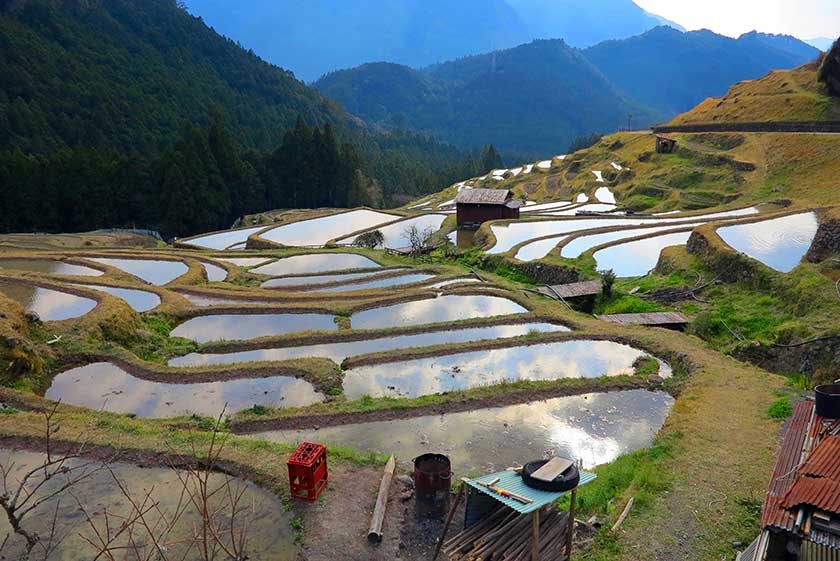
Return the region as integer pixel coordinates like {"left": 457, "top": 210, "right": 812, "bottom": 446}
{"left": 566, "top": 488, "right": 577, "bottom": 560}
{"left": 532, "top": 510, "right": 541, "bottom": 561}
{"left": 531, "top": 458, "right": 573, "bottom": 483}
{"left": 610, "top": 497, "right": 634, "bottom": 533}
{"left": 367, "top": 455, "right": 396, "bottom": 543}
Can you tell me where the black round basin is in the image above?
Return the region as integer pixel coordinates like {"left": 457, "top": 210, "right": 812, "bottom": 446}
{"left": 815, "top": 384, "right": 840, "bottom": 418}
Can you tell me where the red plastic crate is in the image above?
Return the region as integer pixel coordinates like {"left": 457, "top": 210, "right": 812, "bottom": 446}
{"left": 287, "top": 442, "right": 328, "bottom": 501}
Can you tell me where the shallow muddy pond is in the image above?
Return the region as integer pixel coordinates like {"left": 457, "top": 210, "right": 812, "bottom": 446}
{"left": 0, "top": 449, "right": 297, "bottom": 561}
{"left": 171, "top": 312, "right": 337, "bottom": 342}
{"left": 89, "top": 257, "right": 189, "bottom": 285}
{"left": 261, "top": 270, "right": 381, "bottom": 289}
{"left": 594, "top": 231, "right": 694, "bottom": 277}
{"left": 169, "top": 322, "right": 568, "bottom": 368}
{"left": 77, "top": 284, "right": 160, "bottom": 312}
{"left": 351, "top": 294, "right": 527, "bottom": 329}
{"left": 349, "top": 214, "right": 446, "bottom": 249}
{"left": 260, "top": 209, "right": 397, "bottom": 247}
{"left": 0, "top": 282, "right": 97, "bottom": 321}
{"left": 182, "top": 225, "right": 269, "bottom": 250}
{"left": 46, "top": 362, "right": 323, "bottom": 417}
{"left": 312, "top": 273, "right": 436, "bottom": 292}
{"left": 0, "top": 258, "right": 103, "bottom": 276}
{"left": 343, "top": 340, "right": 658, "bottom": 399}
{"left": 202, "top": 261, "right": 228, "bottom": 281}
{"left": 251, "top": 253, "right": 380, "bottom": 276}
{"left": 717, "top": 212, "right": 819, "bottom": 272}
{"left": 253, "top": 390, "right": 674, "bottom": 472}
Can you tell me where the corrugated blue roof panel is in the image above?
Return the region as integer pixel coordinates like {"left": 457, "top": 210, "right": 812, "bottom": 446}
{"left": 463, "top": 469, "right": 596, "bottom": 514}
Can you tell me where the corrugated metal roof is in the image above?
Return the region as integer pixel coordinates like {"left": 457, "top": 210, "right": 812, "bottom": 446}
{"left": 810, "top": 528, "right": 840, "bottom": 550}
{"left": 801, "top": 540, "right": 840, "bottom": 561}
{"left": 784, "top": 478, "right": 840, "bottom": 515}
{"left": 596, "top": 312, "right": 689, "bottom": 326}
{"left": 455, "top": 189, "right": 512, "bottom": 205}
{"left": 464, "top": 469, "right": 596, "bottom": 515}
{"left": 539, "top": 280, "right": 602, "bottom": 299}
{"left": 801, "top": 436, "right": 840, "bottom": 480}
{"left": 761, "top": 400, "right": 815, "bottom": 531}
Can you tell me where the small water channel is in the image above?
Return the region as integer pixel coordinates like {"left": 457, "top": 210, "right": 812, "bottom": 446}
{"left": 0, "top": 282, "right": 97, "bottom": 321}
{"left": 259, "top": 209, "right": 397, "bottom": 247}
{"left": 77, "top": 284, "right": 161, "bottom": 312}
{"left": 0, "top": 449, "right": 297, "bottom": 561}
{"left": 46, "top": 362, "right": 323, "bottom": 417}
{"left": 593, "top": 231, "right": 694, "bottom": 277}
{"left": 251, "top": 389, "right": 674, "bottom": 473}
{"left": 89, "top": 258, "right": 189, "bottom": 285}
{"left": 343, "top": 340, "right": 658, "bottom": 399}
{"left": 251, "top": 253, "right": 380, "bottom": 276}
{"left": 168, "top": 322, "right": 569, "bottom": 368}
{"left": 351, "top": 294, "right": 528, "bottom": 329}
{"left": 0, "top": 258, "right": 103, "bottom": 277}
{"left": 716, "top": 212, "right": 819, "bottom": 273}
{"left": 171, "top": 312, "right": 338, "bottom": 342}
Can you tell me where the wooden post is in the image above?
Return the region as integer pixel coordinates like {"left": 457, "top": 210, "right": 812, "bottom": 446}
{"left": 367, "top": 455, "right": 396, "bottom": 543}
{"left": 565, "top": 488, "right": 577, "bottom": 560}
{"left": 531, "top": 509, "right": 541, "bottom": 561}
{"left": 432, "top": 483, "right": 465, "bottom": 561}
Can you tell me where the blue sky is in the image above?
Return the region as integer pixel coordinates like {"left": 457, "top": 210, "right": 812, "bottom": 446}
{"left": 634, "top": 0, "right": 840, "bottom": 39}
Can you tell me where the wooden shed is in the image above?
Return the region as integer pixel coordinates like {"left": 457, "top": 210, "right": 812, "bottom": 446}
{"left": 456, "top": 189, "right": 522, "bottom": 227}
{"left": 655, "top": 135, "right": 678, "bottom": 154}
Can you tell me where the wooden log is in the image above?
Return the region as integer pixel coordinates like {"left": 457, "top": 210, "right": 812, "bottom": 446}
{"left": 610, "top": 497, "right": 634, "bottom": 534}
{"left": 367, "top": 455, "right": 396, "bottom": 543}
{"left": 531, "top": 510, "right": 540, "bottom": 561}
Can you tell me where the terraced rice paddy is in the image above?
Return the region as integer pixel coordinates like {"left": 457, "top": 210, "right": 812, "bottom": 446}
{"left": 261, "top": 271, "right": 381, "bottom": 289}
{"left": 76, "top": 284, "right": 161, "bottom": 312}
{"left": 0, "top": 258, "right": 103, "bottom": 276}
{"left": 259, "top": 209, "right": 397, "bottom": 247}
{"left": 168, "top": 322, "right": 569, "bottom": 367}
{"left": 594, "top": 231, "right": 695, "bottom": 277}
{"left": 251, "top": 253, "right": 380, "bottom": 276}
{"left": 717, "top": 212, "right": 820, "bottom": 272}
{"left": 559, "top": 223, "right": 704, "bottom": 259}
{"left": 253, "top": 390, "right": 675, "bottom": 472}
{"left": 351, "top": 294, "right": 527, "bottom": 329}
{"left": 202, "top": 261, "right": 228, "bottom": 281}
{"left": 343, "top": 340, "right": 662, "bottom": 399}
{"left": 47, "top": 362, "right": 324, "bottom": 416}
{"left": 88, "top": 258, "right": 189, "bottom": 285}
{"left": 310, "top": 272, "right": 436, "bottom": 293}
{"left": 348, "top": 213, "right": 447, "bottom": 249}
{"left": 171, "top": 312, "right": 337, "bottom": 342}
{"left": 0, "top": 282, "right": 97, "bottom": 321}
{"left": 181, "top": 225, "right": 269, "bottom": 250}
{"left": 175, "top": 291, "right": 269, "bottom": 307}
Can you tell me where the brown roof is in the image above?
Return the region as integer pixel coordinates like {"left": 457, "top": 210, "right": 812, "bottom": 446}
{"left": 656, "top": 134, "right": 677, "bottom": 142}
{"left": 596, "top": 312, "right": 689, "bottom": 326}
{"left": 783, "top": 477, "right": 840, "bottom": 515}
{"left": 539, "top": 280, "right": 602, "bottom": 299}
{"left": 455, "top": 189, "right": 512, "bottom": 205}
{"left": 801, "top": 436, "right": 840, "bottom": 480}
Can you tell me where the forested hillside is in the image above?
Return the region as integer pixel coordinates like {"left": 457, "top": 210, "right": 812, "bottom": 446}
{"left": 0, "top": 0, "right": 480, "bottom": 236}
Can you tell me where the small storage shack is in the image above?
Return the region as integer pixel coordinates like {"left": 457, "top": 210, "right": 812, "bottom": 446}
{"left": 456, "top": 189, "right": 522, "bottom": 227}
{"left": 655, "top": 134, "right": 678, "bottom": 154}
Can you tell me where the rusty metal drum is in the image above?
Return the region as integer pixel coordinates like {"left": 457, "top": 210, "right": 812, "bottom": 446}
{"left": 413, "top": 453, "right": 451, "bottom": 519}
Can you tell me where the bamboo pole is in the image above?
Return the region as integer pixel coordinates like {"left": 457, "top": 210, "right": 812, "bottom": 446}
{"left": 367, "top": 455, "right": 396, "bottom": 543}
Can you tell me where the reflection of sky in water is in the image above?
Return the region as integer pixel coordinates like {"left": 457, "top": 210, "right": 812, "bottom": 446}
{"left": 171, "top": 313, "right": 337, "bottom": 342}
{"left": 352, "top": 295, "right": 527, "bottom": 329}
{"left": 169, "top": 322, "right": 569, "bottom": 367}
{"left": 0, "top": 283, "right": 96, "bottom": 321}
{"left": 252, "top": 390, "right": 674, "bottom": 473}
{"left": 46, "top": 362, "right": 323, "bottom": 417}
{"left": 0, "top": 449, "right": 296, "bottom": 561}
{"left": 425, "top": 278, "right": 482, "bottom": 289}
{"left": 515, "top": 236, "right": 568, "bottom": 261}
{"left": 0, "top": 258, "right": 103, "bottom": 276}
{"left": 202, "top": 262, "right": 228, "bottom": 281}
{"left": 561, "top": 223, "right": 703, "bottom": 258}
{"left": 77, "top": 284, "right": 160, "bottom": 312}
{"left": 89, "top": 258, "right": 189, "bottom": 285}
{"left": 312, "top": 273, "right": 436, "bottom": 293}
{"left": 175, "top": 291, "right": 267, "bottom": 307}
{"left": 343, "top": 340, "right": 649, "bottom": 399}
{"left": 260, "top": 210, "right": 396, "bottom": 246}
{"left": 218, "top": 257, "right": 273, "bottom": 267}
{"left": 251, "top": 253, "right": 380, "bottom": 276}
{"left": 262, "top": 271, "right": 379, "bottom": 288}
{"left": 351, "top": 214, "right": 446, "bottom": 248}
{"left": 520, "top": 201, "right": 572, "bottom": 213}
{"left": 717, "top": 212, "right": 819, "bottom": 273}
{"left": 182, "top": 226, "right": 269, "bottom": 250}
{"left": 594, "top": 232, "right": 693, "bottom": 277}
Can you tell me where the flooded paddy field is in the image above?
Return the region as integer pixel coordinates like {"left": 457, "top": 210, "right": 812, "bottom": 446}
{"left": 175, "top": 291, "right": 273, "bottom": 307}
{"left": 251, "top": 389, "right": 675, "bottom": 473}
{"left": 218, "top": 257, "right": 274, "bottom": 267}
{"left": 181, "top": 225, "right": 270, "bottom": 250}
{"left": 261, "top": 270, "right": 381, "bottom": 288}
{"left": 594, "top": 231, "right": 694, "bottom": 277}
{"left": 88, "top": 257, "right": 189, "bottom": 285}
{"left": 259, "top": 209, "right": 397, "bottom": 247}
{"left": 351, "top": 294, "right": 528, "bottom": 329}
{"left": 559, "top": 222, "right": 704, "bottom": 259}
{"left": 0, "top": 258, "right": 103, "bottom": 276}
{"left": 76, "top": 284, "right": 161, "bottom": 312}
{"left": 169, "top": 322, "right": 569, "bottom": 368}
{"left": 171, "top": 312, "right": 338, "bottom": 342}
{"left": 343, "top": 340, "right": 661, "bottom": 399}
{"left": 310, "top": 272, "right": 436, "bottom": 292}
{"left": 347, "top": 213, "right": 447, "bottom": 249}
{"left": 0, "top": 449, "right": 297, "bottom": 561}
{"left": 202, "top": 261, "right": 228, "bottom": 281}
{"left": 46, "top": 362, "right": 323, "bottom": 416}
{"left": 716, "top": 211, "right": 819, "bottom": 272}
{"left": 251, "top": 252, "right": 381, "bottom": 276}
{"left": 0, "top": 282, "right": 97, "bottom": 321}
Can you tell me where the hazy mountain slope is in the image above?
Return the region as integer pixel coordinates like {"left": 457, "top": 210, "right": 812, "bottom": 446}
{"left": 806, "top": 37, "right": 837, "bottom": 51}
{"left": 186, "top": 0, "right": 530, "bottom": 82}
{"left": 0, "top": 0, "right": 351, "bottom": 154}
{"left": 584, "top": 27, "right": 820, "bottom": 116}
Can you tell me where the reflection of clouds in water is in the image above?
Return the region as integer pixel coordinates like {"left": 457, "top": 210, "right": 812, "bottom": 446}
{"left": 0, "top": 259, "right": 103, "bottom": 276}
{"left": 344, "top": 340, "right": 645, "bottom": 399}
{"left": 46, "top": 363, "right": 323, "bottom": 417}
{"left": 352, "top": 295, "right": 526, "bottom": 329}
{"left": 0, "top": 285, "right": 97, "bottom": 321}
{"left": 185, "top": 226, "right": 269, "bottom": 250}
{"left": 594, "top": 231, "right": 693, "bottom": 278}
{"left": 260, "top": 210, "right": 396, "bottom": 246}
{"left": 253, "top": 390, "right": 674, "bottom": 473}
{"left": 202, "top": 262, "right": 228, "bottom": 281}
{"left": 353, "top": 214, "right": 446, "bottom": 248}
{"left": 717, "top": 212, "right": 819, "bottom": 272}
{"left": 79, "top": 285, "right": 160, "bottom": 312}
{"left": 251, "top": 253, "right": 380, "bottom": 276}
{"left": 171, "top": 313, "right": 337, "bottom": 342}
{"left": 515, "top": 236, "right": 568, "bottom": 261}
{"left": 169, "top": 322, "right": 569, "bottom": 368}
{"left": 561, "top": 223, "right": 703, "bottom": 259}
{"left": 89, "top": 258, "right": 189, "bottom": 285}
